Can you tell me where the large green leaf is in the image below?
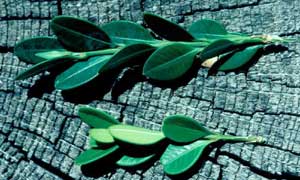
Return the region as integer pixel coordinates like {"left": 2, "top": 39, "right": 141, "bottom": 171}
{"left": 14, "top": 37, "right": 65, "bottom": 64}
{"left": 109, "top": 124, "right": 165, "bottom": 146}
{"left": 103, "top": 43, "right": 155, "bottom": 70}
{"left": 116, "top": 154, "right": 155, "bottom": 167}
{"left": 78, "top": 106, "right": 119, "bottom": 128}
{"left": 102, "top": 21, "right": 155, "bottom": 45}
{"left": 75, "top": 145, "right": 119, "bottom": 165}
{"left": 162, "top": 115, "right": 214, "bottom": 143}
{"left": 188, "top": 19, "right": 227, "bottom": 39}
{"left": 143, "top": 13, "right": 194, "bottom": 41}
{"left": 89, "top": 129, "right": 115, "bottom": 144}
{"left": 160, "top": 140, "right": 215, "bottom": 175}
{"left": 200, "top": 39, "right": 235, "bottom": 61}
{"left": 51, "top": 16, "right": 112, "bottom": 51}
{"left": 55, "top": 55, "right": 111, "bottom": 90}
{"left": 143, "top": 43, "right": 199, "bottom": 81}
{"left": 15, "top": 56, "right": 73, "bottom": 80}
{"left": 217, "top": 45, "right": 263, "bottom": 71}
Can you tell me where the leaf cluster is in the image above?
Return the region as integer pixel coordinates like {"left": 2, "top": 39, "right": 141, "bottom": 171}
{"left": 14, "top": 13, "right": 284, "bottom": 91}
{"left": 76, "top": 106, "right": 264, "bottom": 175}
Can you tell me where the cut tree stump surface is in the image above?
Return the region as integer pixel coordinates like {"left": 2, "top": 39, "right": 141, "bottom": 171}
{"left": 1, "top": 0, "right": 300, "bottom": 179}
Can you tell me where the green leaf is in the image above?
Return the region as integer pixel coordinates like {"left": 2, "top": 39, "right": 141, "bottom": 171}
{"left": 15, "top": 56, "right": 73, "bottom": 80}
{"left": 89, "top": 129, "right": 115, "bottom": 144}
{"left": 14, "top": 37, "right": 65, "bottom": 64}
{"left": 89, "top": 138, "right": 99, "bottom": 148}
{"left": 143, "top": 13, "right": 194, "bottom": 41}
{"left": 160, "top": 140, "right": 215, "bottom": 175}
{"left": 143, "top": 43, "right": 199, "bottom": 81}
{"left": 217, "top": 45, "right": 263, "bottom": 71}
{"left": 104, "top": 43, "right": 155, "bottom": 70}
{"left": 200, "top": 39, "right": 235, "bottom": 61}
{"left": 162, "top": 115, "right": 214, "bottom": 143}
{"left": 188, "top": 19, "right": 227, "bottom": 39}
{"left": 35, "top": 50, "right": 72, "bottom": 60}
{"left": 78, "top": 106, "right": 119, "bottom": 128}
{"left": 102, "top": 20, "right": 155, "bottom": 45}
{"left": 51, "top": 16, "right": 112, "bottom": 51}
{"left": 75, "top": 145, "right": 119, "bottom": 165}
{"left": 116, "top": 154, "right": 155, "bottom": 167}
{"left": 109, "top": 124, "right": 165, "bottom": 146}
{"left": 55, "top": 55, "right": 111, "bottom": 90}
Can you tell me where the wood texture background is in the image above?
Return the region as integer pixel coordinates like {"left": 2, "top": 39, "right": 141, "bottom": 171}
{"left": 1, "top": 0, "right": 300, "bottom": 179}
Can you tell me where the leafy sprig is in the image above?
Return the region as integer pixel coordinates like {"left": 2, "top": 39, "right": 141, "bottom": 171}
{"left": 75, "top": 106, "right": 264, "bottom": 175}
{"left": 14, "top": 13, "right": 290, "bottom": 90}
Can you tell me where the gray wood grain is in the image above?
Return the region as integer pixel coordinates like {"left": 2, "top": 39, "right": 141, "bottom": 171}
{"left": 1, "top": 0, "right": 300, "bottom": 179}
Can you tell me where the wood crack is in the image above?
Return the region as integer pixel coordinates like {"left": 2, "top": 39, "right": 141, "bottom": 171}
{"left": 218, "top": 151, "right": 300, "bottom": 179}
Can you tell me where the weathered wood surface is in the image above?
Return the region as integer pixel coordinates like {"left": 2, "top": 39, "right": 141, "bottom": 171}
{"left": 1, "top": 0, "right": 300, "bottom": 179}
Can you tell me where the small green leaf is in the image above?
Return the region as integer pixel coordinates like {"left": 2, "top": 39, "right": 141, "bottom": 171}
{"left": 55, "top": 55, "right": 111, "bottom": 90}
{"left": 75, "top": 145, "right": 119, "bottom": 165}
{"left": 143, "top": 43, "right": 199, "bottom": 81}
{"left": 14, "top": 37, "right": 65, "bottom": 64}
{"left": 104, "top": 43, "right": 155, "bottom": 70}
{"left": 51, "top": 16, "right": 112, "bottom": 51}
{"left": 102, "top": 20, "right": 155, "bottom": 45}
{"left": 143, "top": 13, "right": 194, "bottom": 41}
{"left": 89, "top": 129, "right": 115, "bottom": 144}
{"left": 35, "top": 50, "right": 72, "bottom": 60}
{"left": 188, "top": 19, "right": 227, "bottom": 39}
{"left": 116, "top": 154, "right": 155, "bottom": 167}
{"left": 217, "top": 45, "right": 263, "bottom": 71}
{"left": 109, "top": 124, "right": 165, "bottom": 146}
{"left": 78, "top": 106, "right": 119, "bottom": 128}
{"left": 15, "top": 56, "right": 73, "bottom": 80}
{"left": 89, "top": 138, "right": 99, "bottom": 148}
{"left": 162, "top": 115, "right": 214, "bottom": 143}
{"left": 200, "top": 39, "right": 235, "bottom": 61}
{"left": 160, "top": 140, "right": 215, "bottom": 175}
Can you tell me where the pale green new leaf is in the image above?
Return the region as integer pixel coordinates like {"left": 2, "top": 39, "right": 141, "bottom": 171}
{"left": 89, "top": 129, "right": 115, "bottom": 144}
{"left": 109, "top": 124, "right": 165, "bottom": 146}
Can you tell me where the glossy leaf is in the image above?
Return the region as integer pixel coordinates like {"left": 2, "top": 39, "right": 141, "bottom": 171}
{"left": 217, "top": 45, "right": 263, "bottom": 71}
{"left": 160, "top": 140, "right": 215, "bottom": 175}
{"left": 75, "top": 145, "right": 119, "bottom": 165}
{"left": 55, "top": 55, "right": 111, "bottom": 90}
{"left": 78, "top": 106, "right": 119, "bottom": 128}
{"left": 89, "top": 129, "right": 115, "bottom": 144}
{"left": 143, "top": 13, "right": 194, "bottom": 41}
{"left": 200, "top": 39, "right": 235, "bottom": 61}
{"left": 116, "top": 154, "right": 155, "bottom": 167}
{"left": 102, "top": 20, "right": 155, "bottom": 44}
{"left": 162, "top": 115, "right": 214, "bottom": 143}
{"left": 14, "top": 37, "right": 65, "bottom": 64}
{"left": 188, "top": 19, "right": 227, "bottom": 39}
{"left": 51, "top": 16, "right": 112, "bottom": 51}
{"left": 109, "top": 124, "right": 165, "bottom": 146}
{"left": 143, "top": 43, "right": 199, "bottom": 81}
{"left": 15, "top": 56, "right": 73, "bottom": 80}
{"left": 104, "top": 43, "right": 155, "bottom": 70}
